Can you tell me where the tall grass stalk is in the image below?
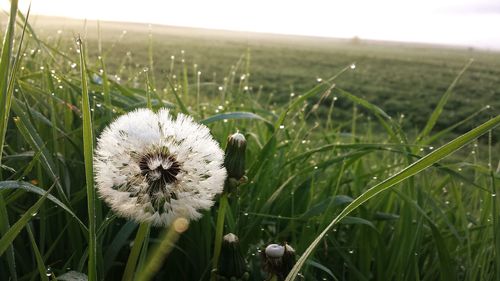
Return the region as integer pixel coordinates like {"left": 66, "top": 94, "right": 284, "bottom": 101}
{"left": 78, "top": 37, "right": 98, "bottom": 281}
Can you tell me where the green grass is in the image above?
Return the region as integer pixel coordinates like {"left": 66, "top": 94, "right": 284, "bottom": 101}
{"left": 0, "top": 9, "right": 499, "bottom": 281}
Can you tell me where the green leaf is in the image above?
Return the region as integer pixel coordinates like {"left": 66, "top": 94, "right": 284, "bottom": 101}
{"left": 0, "top": 181, "right": 87, "bottom": 230}
{"left": 417, "top": 59, "right": 473, "bottom": 142}
{"left": 26, "top": 223, "right": 49, "bottom": 281}
{"left": 78, "top": 37, "right": 98, "bottom": 281}
{"left": 0, "top": 184, "right": 54, "bottom": 256}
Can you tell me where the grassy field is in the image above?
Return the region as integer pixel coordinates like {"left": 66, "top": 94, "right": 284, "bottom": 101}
{"left": 0, "top": 8, "right": 500, "bottom": 281}
{"left": 31, "top": 16, "right": 500, "bottom": 137}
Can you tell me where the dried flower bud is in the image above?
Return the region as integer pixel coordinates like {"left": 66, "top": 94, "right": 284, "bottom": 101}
{"left": 218, "top": 233, "right": 248, "bottom": 280}
{"left": 261, "top": 243, "right": 296, "bottom": 281}
{"left": 224, "top": 132, "right": 246, "bottom": 184}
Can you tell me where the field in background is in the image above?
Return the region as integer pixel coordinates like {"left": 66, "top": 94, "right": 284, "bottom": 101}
{"left": 31, "top": 16, "right": 500, "bottom": 136}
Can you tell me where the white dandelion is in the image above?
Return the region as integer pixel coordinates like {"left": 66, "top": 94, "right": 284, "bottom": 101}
{"left": 94, "top": 108, "right": 227, "bottom": 227}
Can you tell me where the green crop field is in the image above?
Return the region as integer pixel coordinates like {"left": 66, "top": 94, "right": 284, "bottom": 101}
{"left": 0, "top": 6, "right": 499, "bottom": 281}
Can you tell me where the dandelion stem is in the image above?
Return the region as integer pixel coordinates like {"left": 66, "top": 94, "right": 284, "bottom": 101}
{"left": 211, "top": 192, "right": 229, "bottom": 280}
{"left": 122, "top": 222, "right": 150, "bottom": 281}
{"left": 136, "top": 218, "right": 187, "bottom": 281}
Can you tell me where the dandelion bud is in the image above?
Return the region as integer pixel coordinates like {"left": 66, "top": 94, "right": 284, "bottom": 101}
{"left": 218, "top": 233, "right": 249, "bottom": 280}
{"left": 261, "top": 243, "right": 296, "bottom": 281}
{"left": 224, "top": 132, "right": 246, "bottom": 181}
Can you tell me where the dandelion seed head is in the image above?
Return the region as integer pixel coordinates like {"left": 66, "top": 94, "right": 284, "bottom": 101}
{"left": 94, "top": 108, "right": 226, "bottom": 227}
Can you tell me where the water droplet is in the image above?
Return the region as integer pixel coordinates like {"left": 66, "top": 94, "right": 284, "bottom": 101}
{"left": 429, "top": 146, "right": 434, "bottom": 150}
{"left": 244, "top": 212, "right": 249, "bottom": 216}
{"left": 279, "top": 125, "right": 285, "bottom": 129}
{"left": 243, "top": 86, "right": 249, "bottom": 91}
{"left": 316, "top": 77, "right": 323, "bottom": 82}
{"left": 31, "top": 212, "right": 38, "bottom": 217}
{"left": 372, "top": 176, "right": 378, "bottom": 180}
{"left": 45, "top": 267, "right": 52, "bottom": 277}
{"left": 350, "top": 63, "right": 356, "bottom": 69}
{"left": 218, "top": 86, "right": 224, "bottom": 91}
{"left": 348, "top": 249, "right": 354, "bottom": 254}
{"left": 492, "top": 193, "right": 497, "bottom": 197}
{"left": 223, "top": 119, "right": 228, "bottom": 123}
{"left": 170, "top": 55, "right": 175, "bottom": 60}
{"left": 197, "top": 71, "right": 201, "bottom": 76}
{"left": 70, "top": 63, "right": 77, "bottom": 69}
{"left": 290, "top": 92, "right": 295, "bottom": 97}
{"left": 143, "top": 67, "right": 149, "bottom": 72}
{"left": 96, "top": 103, "right": 102, "bottom": 108}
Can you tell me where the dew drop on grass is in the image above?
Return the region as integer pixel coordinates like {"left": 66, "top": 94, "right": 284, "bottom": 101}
{"left": 244, "top": 212, "right": 249, "bottom": 216}
{"left": 316, "top": 77, "right": 323, "bottom": 83}
{"left": 218, "top": 86, "right": 224, "bottom": 91}
{"left": 70, "top": 63, "right": 77, "bottom": 69}
{"left": 31, "top": 212, "right": 38, "bottom": 217}
{"left": 96, "top": 103, "right": 102, "bottom": 108}
{"left": 279, "top": 125, "right": 285, "bottom": 129}
{"left": 223, "top": 119, "right": 228, "bottom": 123}
{"left": 348, "top": 249, "right": 354, "bottom": 254}
{"left": 492, "top": 193, "right": 497, "bottom": 197}
{"left": 372, "top": 176, "right": 378, "bottom": 180}
{"left": 45, "top": 267, "right": 52, "bottom": 277}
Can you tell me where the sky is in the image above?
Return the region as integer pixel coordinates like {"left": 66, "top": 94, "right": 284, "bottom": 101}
{"left": 1, "top": 0, "right": 500, "bottom": 49}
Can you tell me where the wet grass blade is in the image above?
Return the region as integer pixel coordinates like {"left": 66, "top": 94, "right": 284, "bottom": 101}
{"left": 26, "top": 223, "right": 49, "bottom": 281}
{"left": 0, "top": 180, "right": 87, "bottom": 230}
{"left": 78, "top": 37, "right": 98, "bottom": 281}
{"left": 285, "top": 115, "right": 500, "bottom": 281}
{"left": 416, "top": 59, "right": 473, "bottom": 142}
{"left": 0, "top": 184, "right": 54, "bottom": 256}
{"left": 0, "top": 0, "right": 18, "bottom": 163}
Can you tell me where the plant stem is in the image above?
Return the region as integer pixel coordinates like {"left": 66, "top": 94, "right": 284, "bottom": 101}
{"left": 210, "top": 193, "right": 229, "bottom": 281}
{"left": 122, "top": 222, "right": 150, "bottom": 281}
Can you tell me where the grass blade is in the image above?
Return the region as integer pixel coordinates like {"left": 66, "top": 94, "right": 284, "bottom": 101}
{"left": 285, "top": 115, "right": 500, "bottom": 281}
{"left": 0, "top": 180, "right": 87, "bottom": 230}
{"left": 77, "top": 37, "right": 98, "bottom": 281}
{"left": 0, "top": 184, "right": 54, "bottom": 256}
{"left": 26, "top": 223, "right": 49, "bottom": 281}
{"left": 416, "top": 59, "right": 473, "bottom": 142}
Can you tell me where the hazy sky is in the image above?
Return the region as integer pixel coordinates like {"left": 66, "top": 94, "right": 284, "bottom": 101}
{"left": 2, "top": 0, "right": 500, "bottom": 49}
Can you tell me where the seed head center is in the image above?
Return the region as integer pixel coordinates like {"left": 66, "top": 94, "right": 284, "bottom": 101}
{"left": 139, "top": 151, "right": 181, "bottom": 185}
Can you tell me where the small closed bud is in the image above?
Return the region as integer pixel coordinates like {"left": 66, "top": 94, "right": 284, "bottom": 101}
{"left": 218, "top": 233, "right": 248, "bottom": 280}
{"left": 261, "top": 242, "right": 296, "bottom": 281}
{"left": 224, "top": 132, "right": 247, "bottom": 181}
